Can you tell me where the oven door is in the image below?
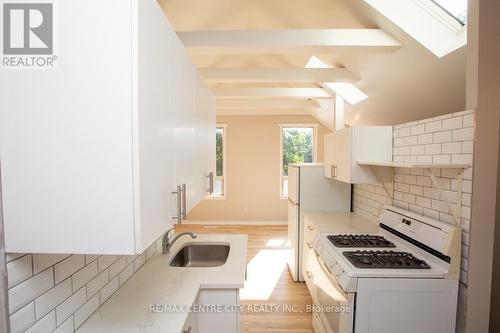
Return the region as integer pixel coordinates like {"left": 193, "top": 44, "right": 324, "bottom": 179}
{"left": 304, "top": 249, "right": 355, "bottom": 333}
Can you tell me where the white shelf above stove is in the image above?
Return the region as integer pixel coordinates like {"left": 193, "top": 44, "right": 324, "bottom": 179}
{"left": 357, "top": 161, "right": 470, "bottom": 169}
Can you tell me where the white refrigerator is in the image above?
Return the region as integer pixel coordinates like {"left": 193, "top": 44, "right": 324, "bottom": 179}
{"left": 287, "top": 163, "right": 351, "bottom": 282}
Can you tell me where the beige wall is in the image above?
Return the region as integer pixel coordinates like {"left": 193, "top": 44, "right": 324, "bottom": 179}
{"left": 187, "top": 115, "right": 331, "bottom": 222}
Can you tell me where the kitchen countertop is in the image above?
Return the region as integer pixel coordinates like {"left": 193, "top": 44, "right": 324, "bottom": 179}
{"left": 77, "top": 233, "right": 248, "bottom": 333}
{"left": 303, "top": 211, "right": 379, "bottom": 233}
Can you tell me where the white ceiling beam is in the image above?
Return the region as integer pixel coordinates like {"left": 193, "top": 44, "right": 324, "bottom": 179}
{"left": 216, "top": 99, "right": 321, "bottom": 110}
{"left": 212, "top": 87, "right": 333, "bottom": 99}
{"left": 200, "top": 68, "right": 359, "bottom": 83}
{"left": 217, "top": 109, "right": 311, "bottom": 116}
{"left": 177, "top": 29, "right": 402, "bottom": 54}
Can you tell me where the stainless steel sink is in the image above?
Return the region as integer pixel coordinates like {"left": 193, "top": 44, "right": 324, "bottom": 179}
{"left": 169, "top": 243, "right": 230, "bottom": 267}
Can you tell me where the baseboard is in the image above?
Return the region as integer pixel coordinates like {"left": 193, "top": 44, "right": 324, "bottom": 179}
{"left": 182, "top": 220, "right": 288, "bottom": 226}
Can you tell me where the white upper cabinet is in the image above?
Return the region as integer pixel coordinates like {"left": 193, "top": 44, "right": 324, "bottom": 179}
{"left": 0, "top": 0, "right": 215, "bottom": 254}
{"left": 324, "top": 127, "right": 393, "bottom": 184}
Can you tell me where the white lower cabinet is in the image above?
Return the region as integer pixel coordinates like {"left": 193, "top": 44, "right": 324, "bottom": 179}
{"left": 0, "top": 0, "right": 215, "bottom": 254}
{"left": 184, "top": 289, "right": 240, "bottom": 333}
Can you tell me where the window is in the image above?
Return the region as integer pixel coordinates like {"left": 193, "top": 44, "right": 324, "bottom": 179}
{"left": 431, "top": 0, "right": 467, "bottom": 25}
{"left": 280, "top": 124, "right": 318, "bottom": 198}
{"left": 209, "top": 125, "right": 226, "bottom": 199}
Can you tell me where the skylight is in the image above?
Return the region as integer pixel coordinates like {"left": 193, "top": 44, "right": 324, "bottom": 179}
{"left": 432, "top": 0, "right": 467, "bottom": 25}
{"left": 305, "top": 56, "right": 367, "bottom": 105}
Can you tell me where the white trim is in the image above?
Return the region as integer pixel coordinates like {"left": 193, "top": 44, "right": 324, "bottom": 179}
{"left": 206, "top": 124, "right": 227, "bottom": 200}
{"left": 182, "top": 220, "right": 288, "bottom": 226}
{"left": 278, "top": 123, "right": 319, "bottom": 199}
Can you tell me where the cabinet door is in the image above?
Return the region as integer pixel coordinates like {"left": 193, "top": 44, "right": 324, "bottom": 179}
{"left": 134, "top": 0, "right": 177, "bottom": 253}
{"left": 333, "top": 128, "right": 352, "bottom": 183}
{"left": 0, "top": 0, "right": 136, "bottom": 254}
{"left": 192, "top": 72, "right": 216, "bottom": 207}
{"left": 172, "top": 36, "right": 196, "bottom": 215}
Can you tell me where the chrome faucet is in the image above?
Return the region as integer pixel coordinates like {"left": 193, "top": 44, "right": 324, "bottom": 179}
{"left": 162, "top": 227, "right": 197, "bottom": 254}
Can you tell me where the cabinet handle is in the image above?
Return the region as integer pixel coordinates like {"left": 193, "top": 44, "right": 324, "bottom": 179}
{"left": 333, "top": 164, "right": 338, "bottom": 178}
{"left": 181, "top": 184, "right": 187, "bottom": 220}
{"left": 306, "top": 241, "right": 313, "bottom": 249}
{"left": 171, "top": 185, "right": 182, "bottom": 223}
{"left": 183, "top": 327, "right": 192, "bottom": 333}
{"left": 307, "top": 225, "right": 314, "bottom": 231}
{"left": 330, "top": 164, "right": 334, "bottom": 178}
{"left": 305, "top": 270, "right": 313, "bottom": 279}
{"left": 207, "top": 171, "right": 214, "bottom": 194}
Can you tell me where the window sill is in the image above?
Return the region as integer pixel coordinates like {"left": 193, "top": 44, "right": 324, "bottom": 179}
{"left": 205, "top": 195, "right": 227, "bottom": 201}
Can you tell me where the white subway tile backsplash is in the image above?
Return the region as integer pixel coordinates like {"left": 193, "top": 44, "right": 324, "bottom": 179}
{"left": 7, "top": 254, "right": 26, "bottom": 263}
{"left": 9, "top": 268, "right": 54, "bottom": 314}
{"left": 452, "top": 127, "right": 474, "bottom": 141}
{"left": 452, "top": 154, "right": 473, "bottom": 165}
{"left": 55, "top": 287, "right": 86, "bottom": 326}
{"left": 35, "top": 278, "right": 72, "bottom": 320}
{"left": 134, "top": 253, "right": 146, "bottom": 272}
{"left": 433, "top": 131, "right": 452, "bottom": 143}
{"left": 53, "top": 317, "right": 73, "bottom": 333}
{"left": 25, "top": 310, "right": 56, "bottom": 333}
{"left": 86, "top": 270, "right": 109, "bottom": 299}
{"left": 72, "top": 261, "right": 98, "bottom": 292}
{"left": 10, "top": 302, "right": 35, "bottom": 333}
{"left": 55, "top": 255, "right": 85, "bottom": 285}
{"left": 425, "top": 144, "right": 441, "bottom": 155}
{"left": 108, "top": 256, "right": 127, "bottom": 279}
{"left": 74, "top": 294, "right": 100, "bottom": 329}
{"left": 411, "top": 124, "right": 425, "bottom": 135}
{"left": 424, "top": 120, "right": 442, "bottom": 133}
{"left": 442, "top": 117, "right": 462, "bottom": 130}
{"left": 97, "top": 255, "right": 120, "bottom": 273}
{"left": 7, "top": 254, "right": 33, "bottom": 288}
{"left": 462, "top": 141, "right": 473, "bottom": 154}
{"left": 99, "top": 277, "right": 119, "bottom": 304}
{"left": 433, "top": 154, "right": 451, "bottom": 164}
{"left": 417, "top": 133, "right": 433, "bottom": 145}
{"left": 442, "top": 142, "right": 462, "bottom": 154}
{"left": 404, "top": 136, "right": 418, "bottom": 146}
{"left": 119, "top": 264, "right": 134, "bottom": 286}
{"left": 85, "top": 255, "right": 99, "bottom": 265}
{"left": 33, "top": 254, "right": 70, "bottom": 275}
{"left": 7, "top": 236, "right": 157, "bottom": 333}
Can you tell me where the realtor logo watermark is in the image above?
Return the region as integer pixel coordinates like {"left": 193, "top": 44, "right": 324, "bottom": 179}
{"left": 1, "top": 1, "right": 57, "bottom": 68}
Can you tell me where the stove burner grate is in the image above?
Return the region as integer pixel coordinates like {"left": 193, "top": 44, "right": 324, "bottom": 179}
{"left": 343, "top": 250, "right": 431, "bottom": 269}
{"left": 327, "top": 234, "right": 396, "bottom": 248}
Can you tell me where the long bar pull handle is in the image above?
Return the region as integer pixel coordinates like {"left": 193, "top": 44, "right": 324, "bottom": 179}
{"left": 171, "top": 185, "right": 182, "bottom": 224}
{"left": 207, "top": 172, "right": 214, "bottom": 194}
{"left": 181, "top": 183, "right": 187, "bottom": 220}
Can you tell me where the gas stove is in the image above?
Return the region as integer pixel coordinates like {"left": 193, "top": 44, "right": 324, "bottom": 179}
{"left": 306, "top": 206, "right": 462, "bottom": 333}
{"left": 327, "top": 234, "right": 396, "bottom": 248}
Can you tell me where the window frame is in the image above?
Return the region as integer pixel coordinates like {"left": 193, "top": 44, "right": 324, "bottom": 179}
{"left": 279, "top": 123, "right": 319, "bottom": 200}
{"left": 206, "top": 124, "right": 227, "bottom": 200}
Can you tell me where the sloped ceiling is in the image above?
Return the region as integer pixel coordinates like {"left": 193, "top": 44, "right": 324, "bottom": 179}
{"left": 159, "top": 0, "right": 466, "bottom": 126}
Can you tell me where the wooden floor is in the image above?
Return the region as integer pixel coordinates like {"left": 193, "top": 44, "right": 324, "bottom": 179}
{"left": 175, "top": 224, "right": 314, "bottom": 333}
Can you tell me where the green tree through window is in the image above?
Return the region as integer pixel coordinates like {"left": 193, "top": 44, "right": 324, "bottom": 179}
{"left": 216, "top": 128, "right": 223, "bottom": 177}
{"left": 282, "top": 128, "right": 314, "bottom": 177}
